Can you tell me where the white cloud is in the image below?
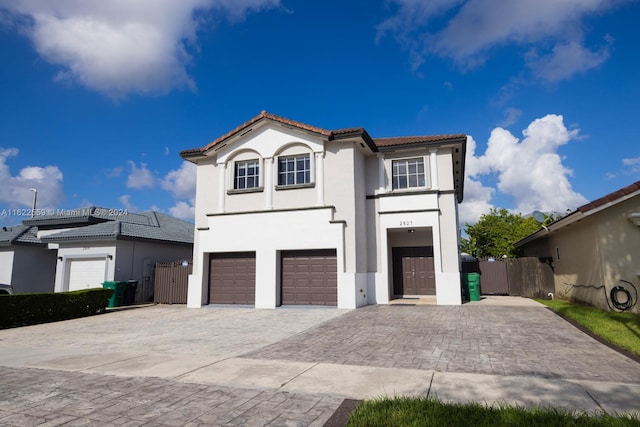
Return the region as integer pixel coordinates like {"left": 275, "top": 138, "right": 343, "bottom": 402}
{"left": 105, "top": 166, "right": 123, "bottom": 178}
{"left": 0, "top": 147, "right": 65, "bottom": 213}
{"left": 161, "top": 161, "right": 196, "bottom": 221}
{"left": 526, "top": 40, "right": 611, "bottom": 82}
{"left": 126, "top": 161, "right": 155, "bottom": 189}
{"left": 161, "top": 161, "right": 196, "bottom": 200}
{"left": 460, "top": 115, "right": 588, "bottom": 224}
{"left": 459, "top": 177, "right": 495, "bottom": 225}
{"left": 622, "top": 156, "right": 640, "bottom": 175}
{"left": 168, "top": 201, "right": 195, "bottom": 221}
{"left": 378, "top": 0, "right": 623, "bottom": 81}
{"left": 498, "top": 107, "right": 522, "bottom": 128}
{"left": 0, "top": 0, "right": 280, "bottom": 99}
{"left": 459, "top": 136, "right": 496, "bottom": 224}
{"left": 118, "top": 194, "right": 138, "bottom": 212}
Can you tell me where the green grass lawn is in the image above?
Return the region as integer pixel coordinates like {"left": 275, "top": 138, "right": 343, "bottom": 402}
{"left": 536, "top": 299, "right": 640, "bottom": 357}
{"left": 347, "top": 396, "right": 640, "bottom": 426}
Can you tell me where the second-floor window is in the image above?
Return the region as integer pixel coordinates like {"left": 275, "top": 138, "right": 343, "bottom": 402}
{"left": 234, "top": 160, "right": 260, "bottom": 190}
{"left": 278, "top": 154, "right": 310, "bottom": 186}
{"left": 392, "top": 158, "right": 426, "bottom": 190}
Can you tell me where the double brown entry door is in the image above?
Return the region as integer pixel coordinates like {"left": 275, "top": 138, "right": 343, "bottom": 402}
{"left": 392, "top": 247, "right": 436, "bottom": 296}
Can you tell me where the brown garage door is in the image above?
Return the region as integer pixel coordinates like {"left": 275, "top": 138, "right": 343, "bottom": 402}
{"left": 281, "top": 249, "right": 337, "bottom": 306}
{"left": 209, "top": 252, "right": 255, "bottom": 304}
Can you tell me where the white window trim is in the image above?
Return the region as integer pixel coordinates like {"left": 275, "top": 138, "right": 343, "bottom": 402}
{"left": 227, "top": 158, "right": 264, "bottom": 194}
{"left": 387, "top": 155, "right": 430, "bottom": 192}
{"left": 275, "top": 152, "right": 315, "bottom": 189}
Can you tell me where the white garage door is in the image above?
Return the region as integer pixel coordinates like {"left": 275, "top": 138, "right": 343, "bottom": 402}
{"left": 68, "top": 258, "right": 106, "bottom": 291}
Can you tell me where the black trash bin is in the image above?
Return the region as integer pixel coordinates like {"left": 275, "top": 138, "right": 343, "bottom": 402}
{"left": 123, "top": 280, "right": 138, "bottom": 306}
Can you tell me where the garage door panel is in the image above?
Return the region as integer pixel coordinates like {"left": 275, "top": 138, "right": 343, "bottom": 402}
{"left": 68, "top": 258, "right": 106, "bottom": 291}
{"left": 281, "top": 249, "right": 337, "bottom": 306}
{"left": 209, "top": 252, "right": 256, "bottom": 305}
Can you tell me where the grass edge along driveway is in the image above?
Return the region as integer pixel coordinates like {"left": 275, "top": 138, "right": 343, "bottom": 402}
{"left": 537, "top": 299, "right": 640, "bottom": 358}
{"left": 346, "top": 300, "right": 640, "bottom": 426}
{"left": 346, "top": 396, "right": 640, "bottom": 427}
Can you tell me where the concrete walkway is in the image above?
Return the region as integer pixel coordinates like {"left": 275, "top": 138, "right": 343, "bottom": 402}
{"left": 1, "top": 297, "right": 639, "bottom": 426}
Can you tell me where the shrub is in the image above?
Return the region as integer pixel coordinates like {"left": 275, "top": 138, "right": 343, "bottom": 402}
{"left": 0, "top": 288, "right": 113, "bottom": 329}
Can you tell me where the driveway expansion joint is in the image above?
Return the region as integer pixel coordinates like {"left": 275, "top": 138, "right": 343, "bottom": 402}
{"left": 2, "top": 300, "right": 640, "bottom": 424}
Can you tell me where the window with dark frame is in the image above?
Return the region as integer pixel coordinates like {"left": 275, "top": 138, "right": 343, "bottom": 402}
{"left": 392, "top": 158, "right": 426, "bottom": 190}
{"left": 234, "top": 160, "right": 260, "bottom": 190}
{"left": 278, "top": 154, "right": 311, "bottom": 186}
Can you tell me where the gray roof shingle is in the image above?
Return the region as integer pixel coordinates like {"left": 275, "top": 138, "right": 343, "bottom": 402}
{"left": 0, "top": 224, "right": 45, "bottom": 247}
{"left": 40, "top": 211, "right": 193, "bottom": 245}
{"left": 3, "top": 208, "right": 193, "bottom": 246}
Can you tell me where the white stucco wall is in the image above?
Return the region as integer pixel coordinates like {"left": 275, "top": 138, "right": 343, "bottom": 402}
{"left": 188, "top": 207, "right": 352, "bottom": 308}
{"left": 187, "top": 121, "right": 465, "bottom": 309}
{"left": 53, "top": 240, "right": 192, "bottom": 300}
{"left": 114, "top": 240, "right": 193, "bottom": 303}
{"left": 367, "top": 150, "right": 462, "bottom": 305}
{"left": 54, "top": 243, "right": 117, "bottom": 292}
{"left": 0, "top": 250, "right": 14, "bottom": 285}
{"left": 115, "top": 241, "right": 192, "bottom": 281}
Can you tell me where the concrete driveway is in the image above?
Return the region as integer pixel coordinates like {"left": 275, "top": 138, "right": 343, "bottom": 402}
{"left": 1, "top": 298, "right": 640, "bottom": 426}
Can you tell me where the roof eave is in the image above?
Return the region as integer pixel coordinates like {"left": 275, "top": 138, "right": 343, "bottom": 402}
{"left": 514, "top": 210, "right": 585, "bottom": 247}
{"left": 41, "top": 235, "right": 118, "bottom": 243}
{"left": 179, "top": 150, "right": 207, "bottom": 163}
{"left": 375, "top": 134, "right": 467, "bottom": 151}
{"left": 182, "top": 111, "right": 334, "bottom": 160}
{"left": 330, "top": 129, "right": 378, "bottom": 152}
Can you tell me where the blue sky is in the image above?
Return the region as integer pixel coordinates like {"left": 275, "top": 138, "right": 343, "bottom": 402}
{"left": 1, "top": 0, "right": 639, "bottom": 226}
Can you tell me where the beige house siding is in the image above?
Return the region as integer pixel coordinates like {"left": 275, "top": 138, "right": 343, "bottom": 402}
{"left": 548, "top": 220, "right": 605, "bottom": 308}
{"left": 521, "top": 193, "right": 639, "bottom": 313}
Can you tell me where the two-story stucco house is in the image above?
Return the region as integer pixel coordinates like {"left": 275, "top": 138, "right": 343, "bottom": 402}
{"left": 181, "top": 111, "right": 467, "bottom": 309}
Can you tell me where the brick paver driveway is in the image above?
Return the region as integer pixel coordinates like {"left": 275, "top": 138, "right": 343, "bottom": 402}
{"left": 248, "top": 304, "right": 640, "bottom": 383}
{"left": 1, "top": 301, "right": 639, "bottom": 425}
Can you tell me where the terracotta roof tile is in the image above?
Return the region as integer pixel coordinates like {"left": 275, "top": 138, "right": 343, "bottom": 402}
{"left": 578, "top": 180, "right": 640, "bottom": 213}
{"left": 181, "top": 111, "right": 332, "bottom": 156}
{"left": 180, "top": 112, "right": 467, "bottom": 159}
{"left": 374, "top": 134, "right": 467, "bottom": 147}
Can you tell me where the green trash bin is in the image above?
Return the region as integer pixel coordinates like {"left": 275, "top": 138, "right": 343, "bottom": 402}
{"left": 103, "top": 281, "right": 126, "bottom": 307}
{"left": 466, "top": 272, "right": 481, "bottom": 301}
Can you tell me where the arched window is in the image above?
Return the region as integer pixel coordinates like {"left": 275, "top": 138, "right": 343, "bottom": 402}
{"left": 226, "top": 150, "right": 263, "bottom": 193}
{"left": 234, "top": 159, "right": 260, "bottom": 190}
{"left": 275, "top": 143, "right": 314, "bottom": 188}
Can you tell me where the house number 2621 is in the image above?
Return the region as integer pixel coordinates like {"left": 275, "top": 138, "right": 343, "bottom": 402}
{"left": 400, "top": 220, "right": 413, "bottom": 226}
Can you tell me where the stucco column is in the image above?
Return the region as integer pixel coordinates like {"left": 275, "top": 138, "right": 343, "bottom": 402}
{"left": 429, "top": 148, "right": 439, "bottom": 190}
{"left": 264, "top": 157, "right": 273, "bottom": 209}
{"left": 377, "top": 154, "right": 385, "bottom": 192}
{"left": 218, "top": 162, "right": 226, "bottom": 213}
{"left": 315, "top": 152, "right": 325, "bottom": 206}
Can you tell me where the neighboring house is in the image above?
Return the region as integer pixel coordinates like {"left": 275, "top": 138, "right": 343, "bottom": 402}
{"left": 181, "top": 111, "right": 467, "bottom": 309}
{"left": 516, "top": 181, "right": 640, "bottom": 313}
{"left": 0, "top": 207, "right": 194, "bottom": 302}
{"left": 0, "top": 224, "right": 57, "bottom": 294}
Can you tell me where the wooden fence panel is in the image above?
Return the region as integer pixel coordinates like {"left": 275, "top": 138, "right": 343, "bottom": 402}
{"left": 506, "top": 257, "right": 554, "bottom": 298}
{"left": 461, "top": 257, "right": 554, "bottom": 298}
{"left": 478, "top": 260, "right": 509, "bottom": 295}
{"left": 461, "top": 260, "right": 509, "bottom": 295}
{"left": 154, "top": 262, "right": 192, "bottom": 304}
